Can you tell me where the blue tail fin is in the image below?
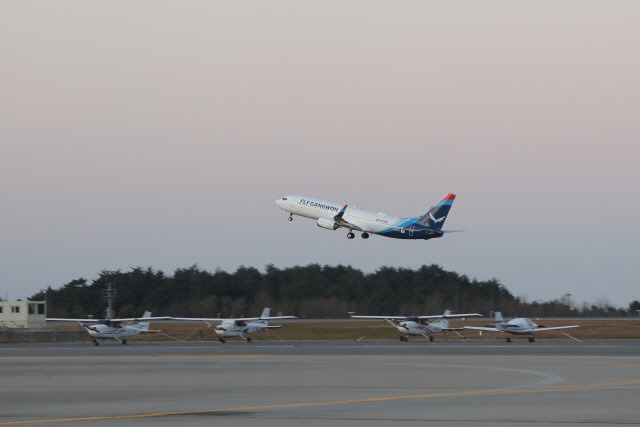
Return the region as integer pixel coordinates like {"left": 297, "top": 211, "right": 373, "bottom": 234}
{"left": 418, "top": 194, "right": 456, "bottom": 229}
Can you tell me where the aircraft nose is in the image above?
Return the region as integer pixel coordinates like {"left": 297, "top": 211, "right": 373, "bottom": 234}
{"left": 275, "top": 197, "right": 290, "bottom": 209}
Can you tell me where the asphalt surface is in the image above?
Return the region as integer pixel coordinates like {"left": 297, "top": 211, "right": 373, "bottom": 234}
{"left": 2, "top": 340, "right": 639, "bottom": 426}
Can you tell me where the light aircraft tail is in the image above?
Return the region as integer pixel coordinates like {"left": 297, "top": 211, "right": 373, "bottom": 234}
{"left": 260, "top": 308, "right": 270, "bottom": 319}
{"left": 429, "top": 310, "right": 452, "bottom": 329}
{"left": 137, "top": 311, "right": 152, "bottom": 331}
{"left": 417, "top": 194, "right": 456, "bottom": 229}
{"left": 494, "top": 312, "right": 505, "bottom": 330}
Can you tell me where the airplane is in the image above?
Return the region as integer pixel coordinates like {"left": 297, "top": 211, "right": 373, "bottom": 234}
{"left": 173, "top": 307, "right": 297, "bottom": 343}
{"left": 350, "top": 310, "right": 483, "bottom": 341}
{"left": 47, "top": 311, "right": 172, "bottom": 345}
{"left": 275, "top": 194, "right": 459, "bottom": 239}
{"left": 463, "top": 311, "right": 580, "bottom": 342}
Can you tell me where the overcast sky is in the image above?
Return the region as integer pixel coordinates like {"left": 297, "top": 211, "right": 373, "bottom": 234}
{"left": 2, "top": 2, "right": 638, "bottom": 308}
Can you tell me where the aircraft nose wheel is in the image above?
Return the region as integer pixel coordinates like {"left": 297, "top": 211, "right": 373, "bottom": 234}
{"left": 287, "top": 215, "right": 293, "bottom": 221}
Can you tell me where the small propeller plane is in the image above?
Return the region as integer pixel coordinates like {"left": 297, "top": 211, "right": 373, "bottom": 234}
{"left": 47, "top": 311, "right": 172, "bottom": 345}
{"left": 350, "top": 310, "right": 482, "bottom": 342}
{"left": 463, "top": 311, "right": 580, "bottom": 342}
{"left": 173, "top": 307, "right": 296, "bottom": 343}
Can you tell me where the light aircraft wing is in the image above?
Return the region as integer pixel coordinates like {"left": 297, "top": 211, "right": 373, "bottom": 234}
{"left": 350, "top": 315, "right": 411, "bottom": 320}
{"left": 416, "top": 313, "right": 482, "bottom": 320}
{"left": 332, "top": 205, "right": 366, "bottom": 232}
{"left": 351, "top": 313, "right": 482, "bottom": 320}
{"left": 171, "top": 316, "right": 296, "bottom": 322}
{"left": 47, "top": 318, "right": 101, "bottom": 323}
{"left": 532, "top": 325, "right": 580, "bottom": 331}
{"left": 46, "top": 316, "right": 172, "bottom": 322}
{"left": 112, "top": 316, "right": 173, "bottom": 322}
{"left": 463, "top": 326, "right": 500, "bottom": 332}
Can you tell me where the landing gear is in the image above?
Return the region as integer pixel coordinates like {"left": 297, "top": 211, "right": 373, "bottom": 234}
{"left": 219, "top": 337, "right": 226, "bottom": 343}
{"left": 428, "top": 336, "right": 434, "bottom": 342}
{"left": 93, "top": 339, "right": 99, "bottom": 346}
{"left": 121, "top": 339, "right": 128, "bottom": 345}
{"left": 287, "top": 214, "right": 293, "bottom": 221}
{"left": 246, "top": 337, "right": 252, "bottom": 343}
{"left": 361, "top": 232, "right": 369, "bottom": 239}
{"left": 528, "top": 336, "right": 535, "bottom": 342}
{"left": 347, "top": 232, "right": 355, "bottom": 239}
{"left": 506, "top": 337, "right": 512, "bottom": 343}
{"left": 400, "top": 336, "right": 408, "bottom": 342}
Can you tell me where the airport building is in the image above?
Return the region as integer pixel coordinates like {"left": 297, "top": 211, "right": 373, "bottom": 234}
{"left": 0, "top": 300, "right": 47, "bottom": 328}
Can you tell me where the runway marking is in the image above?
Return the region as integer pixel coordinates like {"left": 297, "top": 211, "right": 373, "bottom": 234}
{"left": 557, "top": 360, "right": 640, "bottom": 368}
{"left": 156, "top": 355, "right": 273, "bottom": 359}
{"left": 3, "top": 379, "right": 640, "bottom": 425}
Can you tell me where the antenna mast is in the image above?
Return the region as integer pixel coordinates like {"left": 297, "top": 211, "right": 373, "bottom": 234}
{"left": 103, "top": 284, "right": 116, "bottom": 319}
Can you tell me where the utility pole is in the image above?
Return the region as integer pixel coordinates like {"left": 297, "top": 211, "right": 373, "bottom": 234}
{"left": 102, "top": 284, "right": 116, "bottom": 319}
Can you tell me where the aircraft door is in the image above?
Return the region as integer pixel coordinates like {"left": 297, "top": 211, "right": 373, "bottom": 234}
{"left": 409, "top": 226, "right": 415, "bottom": 237}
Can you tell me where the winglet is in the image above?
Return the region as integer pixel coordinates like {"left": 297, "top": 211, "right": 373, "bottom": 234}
{"left": 335, "top": 205, "right": 348, "bottom": 219}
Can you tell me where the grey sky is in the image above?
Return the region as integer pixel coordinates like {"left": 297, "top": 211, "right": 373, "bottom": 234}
{"left": 2, "top": 2, "right": 638, "bottom": 307}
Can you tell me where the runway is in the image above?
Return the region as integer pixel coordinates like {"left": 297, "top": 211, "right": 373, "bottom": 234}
{"left": 2, "top": 340, "right": 639, "bottom": 426}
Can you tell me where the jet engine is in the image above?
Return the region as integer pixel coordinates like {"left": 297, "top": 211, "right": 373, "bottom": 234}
{"left": 317, "top": 217, "right": 339, "bottom": 230}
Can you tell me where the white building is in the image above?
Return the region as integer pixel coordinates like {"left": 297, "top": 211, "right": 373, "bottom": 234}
{"left": 0, "top": 301, "right": 47, "bottom": 328}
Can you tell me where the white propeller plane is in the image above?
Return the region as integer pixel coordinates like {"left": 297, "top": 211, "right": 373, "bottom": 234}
{"left": 47, "top": 311, "right": 172, "bottom": 345}
{"left": 350, "top": 310, "right": 482, "bottom": 342}
{"left": 173, "top": 307, "right": 296, "bottom": 343}
{"left": 463, "top": 311, "right": 580, "bottom": 342}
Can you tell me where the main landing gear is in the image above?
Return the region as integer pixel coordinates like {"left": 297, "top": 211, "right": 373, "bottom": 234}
{"left": 347, "top": 231, "right": 369, "bottom": 239}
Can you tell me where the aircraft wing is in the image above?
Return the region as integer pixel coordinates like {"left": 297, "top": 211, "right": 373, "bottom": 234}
{"left": 113, "top": 316, "right": 173, "bottom": 322}
{"left": 533, "top": 325, "right": 580, "bottom": 331}
{"left": 47, "top": 316, "right": 173, "bottom": 322}
{"left": 350, "top": 315, "right": 409, "bottom": 320}
{"left": 463, "top": 326, "right": 500, "bottom": 332}
{"left": 352, "top": 313, "right": 482, "bottom": 320}
{"left": 47, "top": 318, "right": 101, "bottom": 323}
{"left": 170, "top": 316, "right": 296, "bottom": 322}
{"left": 259, "top": 316, "right": 297, "bottom": 321}
{"left": 417, "top": 313, "right": 483, "bottom": 320}
{"left": 332, "top": 205, "right": 367, "bottom": 232}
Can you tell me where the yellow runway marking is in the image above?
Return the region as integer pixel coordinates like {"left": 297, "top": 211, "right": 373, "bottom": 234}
{"left": 2, "top": 379, "right": 640, "bottom": 425}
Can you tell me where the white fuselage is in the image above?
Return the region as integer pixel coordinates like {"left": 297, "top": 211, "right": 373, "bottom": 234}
{"left": 84, "top": 323, "right": 146, "bottom": 340}
{"left": 497, "top": 318, "right": 538, "bottom": 335}
{"left": 213, "top": 320, "right": 267, "bottom": 338}
{"left": 276, "top": 196, "right": 427, "bottom": 238}
{"left": 396, "top": 320, "right": 445, "bottom": 336}
{"left": 284, "top": 196, "right": 397, "bottom": 232}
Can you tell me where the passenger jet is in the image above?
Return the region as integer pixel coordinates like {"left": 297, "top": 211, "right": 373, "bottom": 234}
{"left": 275, "top": 194, "right": 458, "bottom": 239}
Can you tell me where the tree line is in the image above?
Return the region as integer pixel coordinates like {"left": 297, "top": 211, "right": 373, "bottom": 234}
{"left": 29, "top": 264, "right": 640, "bottom": 319}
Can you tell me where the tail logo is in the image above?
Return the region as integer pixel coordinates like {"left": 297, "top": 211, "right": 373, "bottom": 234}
{"left": 429, "top": 212, "right": 446, "bottom": 224}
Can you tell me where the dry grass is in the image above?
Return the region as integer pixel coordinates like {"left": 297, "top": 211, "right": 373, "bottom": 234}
{"left": 118, "top": 318, "right": 640, "bottom": 342}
